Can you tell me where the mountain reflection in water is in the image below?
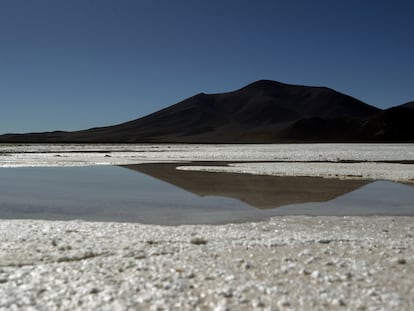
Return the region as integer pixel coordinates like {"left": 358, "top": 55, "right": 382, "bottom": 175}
{"left": 122, "top": 163, "right": 414, "bottom": 217}
{"left": 122, "top": 163, "right": 371, "bottom": 209}
{"left": 0, "top": 164, "right": 413, "bottom": 225}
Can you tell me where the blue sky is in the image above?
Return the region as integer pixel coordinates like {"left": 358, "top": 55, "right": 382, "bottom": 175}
{"left": 1, "top": 0, "right": 413, "bottom": 134}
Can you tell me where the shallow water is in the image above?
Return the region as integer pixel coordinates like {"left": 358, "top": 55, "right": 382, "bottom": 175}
{"left": 0, "top": 165, "right": 413, "bottom": 225}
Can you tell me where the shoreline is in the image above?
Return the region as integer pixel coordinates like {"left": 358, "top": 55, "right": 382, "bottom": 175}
{"left": 2, "top": 143, "right": 414, "bottom": 185}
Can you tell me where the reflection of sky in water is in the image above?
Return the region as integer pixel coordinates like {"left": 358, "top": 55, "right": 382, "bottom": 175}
{"left": 0, "top": 166, "right": 266, "bottom": 225}
{"left": 0, "top": 166, "right": 413, "bottom": 225}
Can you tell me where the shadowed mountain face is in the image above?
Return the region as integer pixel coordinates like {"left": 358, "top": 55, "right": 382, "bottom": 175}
{"left": 402, "top": 101, "right": 414, "bottom": 109}
{"left": 360, "top": 105, "right": 414, "bottom": 141}
{"left": 1, "top": 80, "right": 413, "bottom": 143}
{"left": 122, "top": 163, "right": 371, "bottom": 209}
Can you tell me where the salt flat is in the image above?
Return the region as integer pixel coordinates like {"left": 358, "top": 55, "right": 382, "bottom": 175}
{"left": 1, "top": 143, "right": 414, "bottom": 310}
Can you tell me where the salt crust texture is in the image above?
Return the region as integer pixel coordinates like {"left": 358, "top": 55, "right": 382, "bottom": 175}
{"left": 0, "top": 217, "right": 413, "bottom": 310}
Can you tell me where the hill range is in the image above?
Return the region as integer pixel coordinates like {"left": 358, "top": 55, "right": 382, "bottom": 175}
{"left": 1, "top": 80, "right": 413, "bottom": 143}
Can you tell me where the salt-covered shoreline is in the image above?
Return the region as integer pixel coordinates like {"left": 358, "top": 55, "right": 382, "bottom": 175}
{"left": 2, "top": 143, "right": 414, "bottom": 183}
{"left": 177, "top": 161, "right": 414, "bottom": 183}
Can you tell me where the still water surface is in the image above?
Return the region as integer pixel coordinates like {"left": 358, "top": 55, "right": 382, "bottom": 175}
{"left": 0, "top": 165, "right": 413, "bottom": 225}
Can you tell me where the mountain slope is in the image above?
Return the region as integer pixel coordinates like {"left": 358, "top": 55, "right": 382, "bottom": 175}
{"left": 360, "top": 105, "right": 414, "bottom": 141}
{"left": 401, "top": 101, "right": 414, "bottom": 109}
{"left": 0, "top": 80, "right": 412, "bottom": 143}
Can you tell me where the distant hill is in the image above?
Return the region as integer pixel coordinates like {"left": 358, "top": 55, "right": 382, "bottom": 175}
{"left": 1, "top": 80, "right": 413, "bottom": 143}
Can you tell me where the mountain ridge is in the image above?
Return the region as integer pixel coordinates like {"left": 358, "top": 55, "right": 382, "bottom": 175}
{"left": 1, "top": 80, "right": 413, "bottom": 143}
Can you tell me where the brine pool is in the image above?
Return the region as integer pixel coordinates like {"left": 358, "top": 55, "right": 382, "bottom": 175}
{"left": 0, "top": 164, "right": 413, "bottom": 225}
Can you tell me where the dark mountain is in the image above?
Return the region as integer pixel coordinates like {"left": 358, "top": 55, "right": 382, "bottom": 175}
{"left": 0, "top": 80, "right": 412, "bottom": 143}
{"left": 360, "top": 105, "right": 414, "bottom": 141}
{"left": 401, "top": 101, "right": 414, "bottom": 109}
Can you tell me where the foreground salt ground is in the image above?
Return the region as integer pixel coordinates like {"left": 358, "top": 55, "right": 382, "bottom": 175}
{"left": 0, "top": 217, "right": 413, "bottom": 310}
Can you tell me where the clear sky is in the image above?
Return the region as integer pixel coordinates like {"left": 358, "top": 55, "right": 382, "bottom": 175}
{"left": 1, "top": 0, "right": 413, "bottom": 134}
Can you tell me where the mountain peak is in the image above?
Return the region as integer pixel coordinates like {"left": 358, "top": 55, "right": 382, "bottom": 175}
{"left": 242, "top": 79, "right": 286, "bottom": 89}
{"left": 239, "top": 80, "right": 293, "bottom": 90}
